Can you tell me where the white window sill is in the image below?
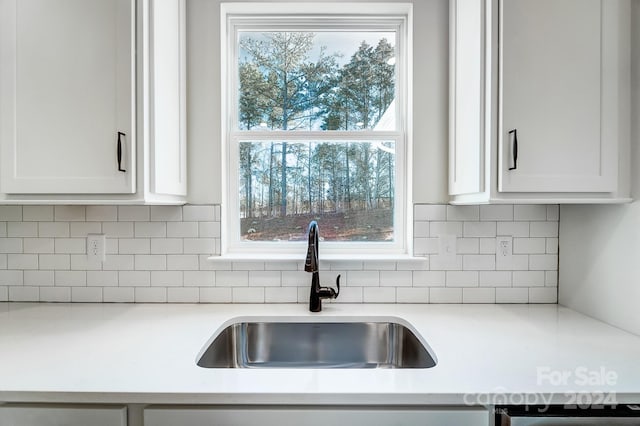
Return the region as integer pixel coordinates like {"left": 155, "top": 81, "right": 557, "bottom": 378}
{"left": 207, "top": 253, "right": 427, "bottom": 264}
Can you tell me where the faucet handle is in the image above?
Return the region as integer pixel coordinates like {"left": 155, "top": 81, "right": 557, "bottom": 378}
{"left": 334, "top": 274, "right": 340, "bottom": 297}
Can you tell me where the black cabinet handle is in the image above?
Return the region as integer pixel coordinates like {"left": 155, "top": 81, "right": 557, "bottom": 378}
{"left": 117, "top": 131, "right": 126, "bottom": 172}
{"left": 508, "top": 129, "right": 518, "bottom": 171}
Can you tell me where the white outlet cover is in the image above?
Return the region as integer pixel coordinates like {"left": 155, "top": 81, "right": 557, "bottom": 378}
{"left": 87, "top": 234, "right": 106, "bottom": 263}
{"left": 438, "top": 234, "right": 457, "bottom": 263}
{"left": 496, "top": 236, "right": 513, "bottom": 258}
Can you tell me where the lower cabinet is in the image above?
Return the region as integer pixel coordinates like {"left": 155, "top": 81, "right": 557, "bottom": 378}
{"left": 0, "top": 405, "right": 127, "bottom": 426}
{"left": 143, "top": 406, "right": 489, "bottom": 426}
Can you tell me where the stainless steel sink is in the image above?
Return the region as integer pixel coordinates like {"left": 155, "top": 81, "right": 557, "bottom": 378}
{"left": 196, "top": 319, "right": 437, "bottom": 369}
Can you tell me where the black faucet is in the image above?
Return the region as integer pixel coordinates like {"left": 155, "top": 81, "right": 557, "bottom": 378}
{"left": 304, "top": 221, "right": 340, "bottom": 312}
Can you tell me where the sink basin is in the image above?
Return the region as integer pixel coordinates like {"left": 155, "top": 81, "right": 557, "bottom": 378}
{"left": 196, "top": 318, "right": 437, "bottom": 369}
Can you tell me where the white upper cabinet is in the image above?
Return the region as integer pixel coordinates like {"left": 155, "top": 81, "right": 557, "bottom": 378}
{"left": 449, "top": 0, "right": 631, "bottom": 204}
{"left": 0, "top": 0, "right": 135, "bottom": 194}
{"left": 0, "top": 0, "right": 186, "bottom": 204}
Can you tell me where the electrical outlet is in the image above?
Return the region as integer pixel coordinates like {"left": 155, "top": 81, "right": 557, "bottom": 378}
{"left": 438, "top": 234, "right": 457, "bottom": 264}
{"left": 87, "top": 234, "right": 106, "bottom": 263}
{"left": 496, "top": 236, "right": 512, "bottom": 258}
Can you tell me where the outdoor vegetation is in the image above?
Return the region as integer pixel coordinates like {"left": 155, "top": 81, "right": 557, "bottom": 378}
{"left": 237, "top": 31, "right": 397, "bottom": 241}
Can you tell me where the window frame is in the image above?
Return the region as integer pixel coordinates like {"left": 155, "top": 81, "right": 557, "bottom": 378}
{"left": 220, "top": 2, "right": 413, "bottom": 257}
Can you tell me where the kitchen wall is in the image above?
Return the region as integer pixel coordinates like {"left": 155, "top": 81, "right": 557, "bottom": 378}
{"left": 186, "top": 0, "right": 450, "bottom": 205}
{"left": 0, "top": 204, "right": 558, "bottom": 303}
{"left": 558, "top": 0, "right": 640, "bottom": 335}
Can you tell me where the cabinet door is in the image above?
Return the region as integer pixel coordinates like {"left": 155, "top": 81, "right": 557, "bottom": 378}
{"left": 498, "top": 0, "right": 619, "bottom": 193}
{"left": 0, "top": 405, "right": 127, "bottom": 426}
{"left": 144, "top": 406, "right": 489, "bottom": 426}
{"left": 0, "top": 0, "right": 135, "bottom": 194}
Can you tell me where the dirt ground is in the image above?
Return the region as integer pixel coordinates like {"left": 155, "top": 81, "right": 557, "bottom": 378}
{"left": 241, "top": 208, "right": 393, "bottom": 242}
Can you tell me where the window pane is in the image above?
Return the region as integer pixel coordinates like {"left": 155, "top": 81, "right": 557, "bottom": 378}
{"left": 238, "top": 31, "right": 396, "bottom": 131}
{"left": 239, "top": 141, "right": 395, "bottom": 242}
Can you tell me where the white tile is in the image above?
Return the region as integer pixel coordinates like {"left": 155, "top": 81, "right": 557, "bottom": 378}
{"left": 380, "top": 271, "right": 412, "bottom": 287}
{"left": 0, "top": 222, "right": 6, "bottom": 237}
{"left": 216, "top": 271, "right": 248, "bottom": 287}
{"left": 429, "top": 255, "right": 463, "bottom": 271}
{"left": 24, "top": 270, "right": 54, "bottom": 286}
{"left": 0, "top": 286, "right": 6, "bottom": 301}
{"left": 118, "top": 271, "right": 151, "bottom": 287}
{"left": 183, "top": 205, "right": 215, "bottom": 221}
{"left": 497, "top": 222, "right": 529, "bottom": 237}
{"left": 0, "top": 270, "right": 23, "bottom": 285}
{"left": 214, "top": 205, "right": 221, "bottom": 221}
{"left": 446, "top": 271, "right": 478, "bottom": 287}
{"left": 462, "top": 255, "right": 495, "bottom": 271}
{"left": 479, "top": 271, "right": 512, "bottom": 287}
{"left": 347, "top": 271, "right": 379, "bottom": 287}
{"left": 430, "top": 221, "right": 463, "bottom": 237}
{"left": 457, "top": 238, "right": 479, "bottom": 254}
{"left": 480, "top": 205, "right": 513, "bottom": 221}
{"left": 103, "top": 255, "right": 134, "bottom": 271}
{"left": 54, "top": 238, "right": 85, "bottom": 254}
{"left": 281, "top": 271, "right": 308, "bottom": 287}
{"left": 479, "top": 238, "right": 497, "bottom": 254}
{"left": 545, "top": 271, "right": 558, "bottom": 286}
{"left": 413, "top": 221, "right": 429, "bottom": 238}
{"left": 102, "top": 222, "right": 134, "bottom": 238}
{"left": 496, "top": 288, "right": 529, "bottom": 303}
{"left": 9, "top": 286, "right": 38, "bottom": 302}
{"left": 265, "top": 261, "right": 298, "bottom": 271}
{"left": 396, "top": 258, "right": 429, "bottom": 270}
{"left": 23, "top": 206, "right": 53, "bottom": 221}
{"left": 150, "top": 206, "right": 183, "bottom": 222}
{"left": 55, "top": 206, "right": 85, "bottom": 221}
{"left": 414, "top": 204, "right": 446, "bottom": 221}
{"left": 8, "top": 254, "right": 38, "bottom": 269}
{"left": 151, "top": 239, "right": 183, "bottom": 254}
{"left": 496, "top": 254, "right": 529, "bottom": 271}
{"left": 0, "top": 254, "right": 6, "bottom": 268}
{"left": 184, "top": 271, "right": 216, "bottom": 287}
{"left": 168, "top": 287, "right": 200, "bottom": 303}
{"left": 413, "top": 238, "right": 438, "bottom": 255}
{"left": 167, "top": 255, "right": 199, "bottom": 270}
{"left": 446, "top": 205, "right": 479, "bottom": 221}
{"left": 430, "top": 288, "right": 462, "bottom": 303}
{"left": 23, "top": 238, "right": 55, "bottom": 254}
{"left": 463, "top": 288, "right": 495, "bottom": 303}
{"left": 0, "top": 206, "right": 22, "bottom": 221}
{"left": 231, "top": 261, "right": 265, "bottom": 271}
{"left": 200, "top": 287, "right": 232, "bottom": 303}
{"left": 72, "top": 287, "right": 102, "bottom": 302}
{"left": 363, "top": 287, "right": 396, "bottom": 303}
{"left": 546, "top": 205, "right": 560, "bottom": 221}
{"left": 513, "top": 271, "right": 545, "bottom": 287}
{"left": 265, "top": 287, "right": 297, "bottom": 303}
{"left": 0, "top": 238, "right": 22, "bottom": 253}
{"left": 529, "top": 287, "right": 557, "bottom": 303}
{"left": 40, "top": 287, "right": 71, "bottom": 302}
{"left": 103, "top": 287, "right": 134, "bottom": 303}
{"left": 55, "top": 271, "right": 86, "bottom": 286}
{"left": 529, "top": 254, "right": 558, "bottom": 271}
{"left": 8, "top": 222, "right": 38, "bottom": 237}
{"left": 333, "top": 286, "right": 363, "bottom": 303}
{"left": 86, "top": 206, "right": 117, "bottom": 222}
{"left": 119, "top": 239, "right": 150, "bottom": 254}
{"left": 87, "top": 271, "right": 119, "bottom": 287}
{"left": 412, "top": 271, "right": 445, "bottom": 287}
{"left": 396, "top": 287, "right": 429, "bottom": 303}
{"left": 70, "top": 222, "right": 101, "bottom": 237}
{"left": 118, "top": 206, "right": 150, "bottom": 221}
{"left": 167, "top": 222, "right": 198, "bottom": 238}
{"left": 530, "top": 222, "right": 558, "bottom": 237}
{"left": 232, "top": 287, "right": 264, "bottom": 303}
{"left": 184, "top": 238, "right": 215, "bottom": 254}
{"left": 514, "top": 205, "right": 546, "bottom": 221}
{"left": 39, "top": 222, "right": 70, "bottom": 237}
{"left": 463, "top": 222, "right": 496, "bottom": 237}
{"left": 546, "top": 238, "right": 559, "bottom": 254}
{"left": 135, "top": 287, "right": 167, "bottom": 303}
{"left": 364, "top": 261, "right": 395, "bottom": 272}
{"left": 199, "top": 222, "right": 221, "bottom": 238}
{"left": 39, "top": 254, "right": 70, "bottom": 270}
{"left": 513, "top": 238, "right": 546, "bottom": 254}
{"left": 70, "top": 254, "right": 101, "bottom": 270}
{"left": 199, "top": 256, "right": 231, "bottom": 271}
{"left": 134, "top": 254, "right": 167, "bottom": 270}
{"left": 248, "top": 271, "right": 281, "bottom": 287}
{"left": 135, "top": 222, "right": 166, "bottom": 237}
{"left": 151, "top": 271, "right": 183, "bottom": 287}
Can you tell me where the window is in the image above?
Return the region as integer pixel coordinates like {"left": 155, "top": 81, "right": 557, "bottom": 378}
{"left": 221, "top": 3, "right": 412, "bottom": 256}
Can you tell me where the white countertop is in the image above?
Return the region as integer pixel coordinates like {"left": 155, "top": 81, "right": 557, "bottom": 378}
{"left": 1, "top": 302, "right": 639, "bottom": 405}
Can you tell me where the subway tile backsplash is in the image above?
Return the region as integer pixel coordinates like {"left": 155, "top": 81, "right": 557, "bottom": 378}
{"left": 0, "top": 204, "right": 558, "bottom": 304}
